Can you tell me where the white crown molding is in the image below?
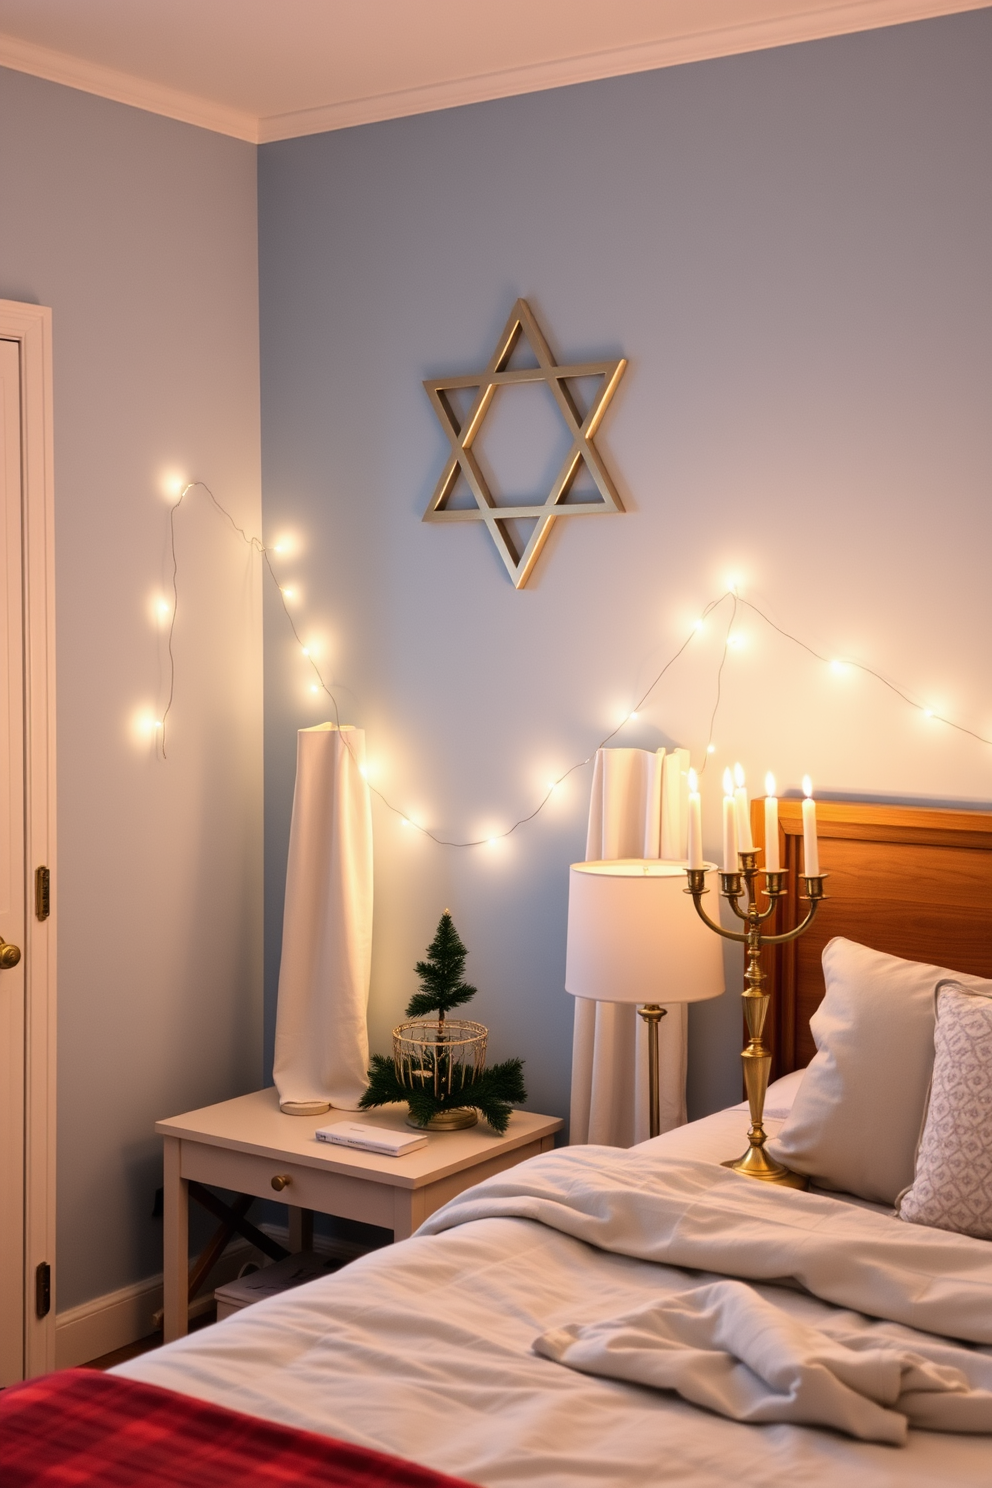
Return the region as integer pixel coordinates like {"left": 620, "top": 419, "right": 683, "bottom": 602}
{"left": 0, "top": 30, "right": 258, "bottom": 142}
{"left": 0, "top": 1, "right": 988, "bottom": 145}
{"left": 258, "top": 0, "right": 991, "bottom": 142}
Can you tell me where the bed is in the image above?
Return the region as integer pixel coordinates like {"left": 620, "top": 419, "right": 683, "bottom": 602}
{"left": 6, "top": 800, "right": 992, "bottom": 1487}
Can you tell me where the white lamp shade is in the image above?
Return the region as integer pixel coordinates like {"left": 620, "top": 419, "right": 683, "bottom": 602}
{"left": 565, "top": 859, "right": 725, "bottom": 1005}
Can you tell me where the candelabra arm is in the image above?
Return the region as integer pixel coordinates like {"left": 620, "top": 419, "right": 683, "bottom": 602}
{"left": 762, "top": 901, "right": 819, "bottom": 945}
{"left": 753, "top": 896, "right": 783, "bottom": 926}
{"left": 685, "top": 886, "right": 748, "bottom": 944}
{"left": 761, "top": 877, "right": 828, "bottom": 945}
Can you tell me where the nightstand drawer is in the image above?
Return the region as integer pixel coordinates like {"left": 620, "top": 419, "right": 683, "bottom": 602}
{"left": 180, "top": 1143, "right": 397, "bottom": 1230}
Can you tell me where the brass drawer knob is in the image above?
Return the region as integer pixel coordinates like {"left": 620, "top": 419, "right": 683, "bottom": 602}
{"left": 270, "top": 1174, "right": 292, "bottom": 1192}
{"left": 0, "top": 938, "right": 21, "bottom": 970}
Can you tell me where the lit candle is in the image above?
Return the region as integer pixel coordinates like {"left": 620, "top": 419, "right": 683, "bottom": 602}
{"left": 687, "top": 768, "right": 703, "bottom": 869}
{"left": 764, "top": 773, "right": 780, "bottom": 872}
{"left": 722, "top": 767, "right": 738, "bottom": 871}
{"left": 733, "top": 762, "right": 753, "bottom": 852}
{"left": 802, "top": 775, "right": 820, "bottom": 876}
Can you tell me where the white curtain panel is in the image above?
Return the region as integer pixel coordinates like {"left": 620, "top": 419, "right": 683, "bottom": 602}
{"left": 273, "top": 723, "right": 373, "bottom": 1112}
{"left": 569, "top": 746, "right": 690, "bottom": 1146}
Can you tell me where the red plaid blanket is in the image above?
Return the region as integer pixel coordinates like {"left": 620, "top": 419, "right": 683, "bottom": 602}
{"left": 0, "top": 1368, "right": 477, "bottom": 1487}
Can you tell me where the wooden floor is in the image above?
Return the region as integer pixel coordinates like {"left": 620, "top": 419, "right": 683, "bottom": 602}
{"left": 83, "top": 1309, "right": 216, "bottom": 1371}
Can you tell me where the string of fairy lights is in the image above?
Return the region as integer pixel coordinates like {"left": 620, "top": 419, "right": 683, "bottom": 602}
{"left": 151, "top": 480, "right": 991, "bottom": 849}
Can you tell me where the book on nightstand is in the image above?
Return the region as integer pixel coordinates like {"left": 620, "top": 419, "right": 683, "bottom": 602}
{"left": 316, "top": 1122, "right": 428, "bottom": 1157}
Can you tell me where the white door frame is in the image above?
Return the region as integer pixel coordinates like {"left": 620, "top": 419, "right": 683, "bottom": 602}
{"left": 0, "top": 300, "right": 57, "bottom": 1376}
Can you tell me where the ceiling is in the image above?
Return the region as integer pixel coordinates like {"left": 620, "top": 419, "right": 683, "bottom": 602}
{"left": 0, "top": 0, "right": 984, "bottom": 143}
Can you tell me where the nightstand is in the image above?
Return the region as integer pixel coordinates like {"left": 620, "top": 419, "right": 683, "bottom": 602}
{"left": 157, "top": 1088, "right": 562, "bottom": 1341}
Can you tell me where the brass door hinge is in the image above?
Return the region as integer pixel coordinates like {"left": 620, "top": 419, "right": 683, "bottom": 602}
{"left": 35, "top": 866, "right": 50, "bottom": 921}
{"left": 35, "top": 1261, "right": 51, "bottom": 1318}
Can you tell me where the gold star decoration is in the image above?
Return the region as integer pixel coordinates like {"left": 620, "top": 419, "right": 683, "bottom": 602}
{"left": 422, "top": 300, "right": 627, "bottom": 588}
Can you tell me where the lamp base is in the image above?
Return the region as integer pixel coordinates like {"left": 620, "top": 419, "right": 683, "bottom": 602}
{"left": 722, "top": 1148, "right": 809, "bottom": 1189}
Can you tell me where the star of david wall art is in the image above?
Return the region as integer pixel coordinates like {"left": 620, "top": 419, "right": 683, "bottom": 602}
{"left": 422, "top": 300, "right": 627, "bottom": 588}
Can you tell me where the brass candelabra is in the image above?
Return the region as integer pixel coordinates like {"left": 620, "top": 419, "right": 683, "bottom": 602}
{"left": 686, "top": 852, "right": 827, "bottom": 1188}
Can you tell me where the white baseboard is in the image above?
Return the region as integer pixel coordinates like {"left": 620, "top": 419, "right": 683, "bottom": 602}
{"left": 54, "top": 1226, "right": 368, "bottom": 1368}
{"left": 55, "top": 1241, "right": 255, "bottom": 1369}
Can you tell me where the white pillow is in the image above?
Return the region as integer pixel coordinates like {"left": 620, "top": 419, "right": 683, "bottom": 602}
{"left": 766, "top": 938, "right": 989, "bottom": 1205}
{"left": 897, "top": 980, "right": 992, "bottom": 1240}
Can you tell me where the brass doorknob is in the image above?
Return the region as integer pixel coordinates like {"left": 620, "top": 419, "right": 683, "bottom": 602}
{"left": 270, "top": 1174, "right": 292, "bottom": 1192}
{"left": 0, "top": 939, "right": 20, "bottom": 970}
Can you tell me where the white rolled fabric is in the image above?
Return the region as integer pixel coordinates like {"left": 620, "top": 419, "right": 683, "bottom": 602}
{"left": 273, "top": 724, "right": 373, "bottom": 1113}
{"left": 569, "top": 747, "right": 691, "bottom": 1147}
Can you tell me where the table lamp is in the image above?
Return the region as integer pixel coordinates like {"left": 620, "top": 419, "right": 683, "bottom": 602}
{"left": 565, "top": 859, "right": 725, "bottom": 1138}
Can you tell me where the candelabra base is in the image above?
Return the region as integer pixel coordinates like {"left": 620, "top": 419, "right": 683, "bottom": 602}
{"left": 722, "top": 1148, "right": 808, "bottom": 1189}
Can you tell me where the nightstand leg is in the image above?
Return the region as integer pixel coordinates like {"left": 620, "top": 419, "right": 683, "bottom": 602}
{"left": 393, "top": 1188, "right": 426, "bottom": 1242}
{"left": 163, "top": 1137, "right": 188, "bottom": 1341}
{"left": 287, "top": 1207, "right": 313, "bottom": 1252}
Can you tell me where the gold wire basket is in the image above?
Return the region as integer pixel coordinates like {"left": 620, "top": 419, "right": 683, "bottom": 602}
{"left": 392, "top": 1019, "right": 488, "bottom": 1129}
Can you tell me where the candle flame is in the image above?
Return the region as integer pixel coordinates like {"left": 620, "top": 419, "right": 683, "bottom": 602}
{"left": 765, "top": 772, "right": 776, "bottom": 797}
{"left": 733, "top": 762, "right": 745, "bottom": 788}
{"left": 723, "top": 767, "right": 734, "bottom": 797}
{"left": 803, "top": 775, "right": 813, "bottom": 799}
{"left": 688, "top": 768, "right": 698, "bottom": 793}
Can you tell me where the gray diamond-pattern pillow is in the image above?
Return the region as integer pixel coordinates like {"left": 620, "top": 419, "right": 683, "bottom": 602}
{"left": 897, "top": 979, "right": 992, "bottom": 1240}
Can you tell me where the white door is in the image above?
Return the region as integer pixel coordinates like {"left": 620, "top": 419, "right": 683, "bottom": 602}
{"left": 0, "top": 336, "right": 27, "bottom": 1384}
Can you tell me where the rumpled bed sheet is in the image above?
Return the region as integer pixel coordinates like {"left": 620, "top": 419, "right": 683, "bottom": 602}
{"left": 534, "top": 1277, "right": 992, "bottom": 1444}
{"left": 116, "top": 1109, "right": 992, "bottom": 1488}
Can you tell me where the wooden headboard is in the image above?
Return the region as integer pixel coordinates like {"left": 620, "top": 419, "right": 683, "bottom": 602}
{"left": 750, "top": 799, "right": 992, "bottom": 1078}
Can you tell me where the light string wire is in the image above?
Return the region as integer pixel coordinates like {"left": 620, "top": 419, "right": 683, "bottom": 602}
{"left": 157, "top": 482, "right": 991, "bottom": 845}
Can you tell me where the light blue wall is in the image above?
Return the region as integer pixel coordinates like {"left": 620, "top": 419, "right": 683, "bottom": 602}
{"left": 1, "top": 68, "right": 263, "bottom": 1312}
{"left": 259, "top": 9, "right": 992, "bottom": 1130}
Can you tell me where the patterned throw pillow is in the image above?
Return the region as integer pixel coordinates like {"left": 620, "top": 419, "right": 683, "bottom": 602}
{"left": 897, "top": 979, "right": 992, "bottom": 1240}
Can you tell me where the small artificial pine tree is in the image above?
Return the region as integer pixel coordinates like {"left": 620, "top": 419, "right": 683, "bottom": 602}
{"left": 360, "top": 911, "right": 526, "bottom": 1134}
{"left": 405, "top": 909, "right": 477, "bottom": 1024}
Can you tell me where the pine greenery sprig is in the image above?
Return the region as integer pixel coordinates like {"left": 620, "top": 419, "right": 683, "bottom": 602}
{"left": 405, "top": 910, "right": 477, "bottom": 1022}
{"left": 359, "top": 1052, "right": 526, "bottom": 1135}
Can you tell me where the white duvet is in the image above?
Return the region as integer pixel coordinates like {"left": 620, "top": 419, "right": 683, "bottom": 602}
{"left": 118, "top": 1109, "right": 992, "bottom": 1486}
